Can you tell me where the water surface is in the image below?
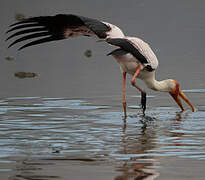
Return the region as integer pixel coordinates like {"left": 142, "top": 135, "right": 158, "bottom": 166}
{"left": 0, "top": 93, "right": 205, "bottom": 179}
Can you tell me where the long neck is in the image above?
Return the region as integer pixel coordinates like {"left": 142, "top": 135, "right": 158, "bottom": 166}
{"left": 143, "top": 72, "right": 173, "bottom": 92}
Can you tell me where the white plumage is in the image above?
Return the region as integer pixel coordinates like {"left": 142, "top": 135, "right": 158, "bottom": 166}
{"left": 111, "top": 37, "right": 158, "bottom": 75}
{"left": 103, "top": 22, "right": 125, "bottom": 38}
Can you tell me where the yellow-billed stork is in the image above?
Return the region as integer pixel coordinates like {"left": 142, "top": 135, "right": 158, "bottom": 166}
{"left": 6, "top": 14, "right": 195, "bottom": 117}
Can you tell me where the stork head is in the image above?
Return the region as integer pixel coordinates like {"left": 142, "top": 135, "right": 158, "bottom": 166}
{"left": 169, "top": 80, "right": 195, "bottom": 112}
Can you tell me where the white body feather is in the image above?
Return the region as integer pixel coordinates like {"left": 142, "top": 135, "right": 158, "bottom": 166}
{"left": 112, "top": 37, "right": 158, "bottom": 76}
{"left": 111, "top": 36, "right": 176, "bottom": 92}
{"left": 103, "top": 22, "right": 125, "bottom": 38}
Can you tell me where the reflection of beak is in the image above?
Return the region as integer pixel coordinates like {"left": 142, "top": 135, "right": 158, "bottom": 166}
{"left": 169, "top": 85, "right": 195, "bottom": 112}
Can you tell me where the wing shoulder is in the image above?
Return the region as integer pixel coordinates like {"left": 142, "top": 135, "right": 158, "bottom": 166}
{"left": 106, "top": 37, "right": 158, "bottom": 69}
{"left": 124, "top": 37, "right": 159, "bottom": 69}
{"left": 106, "top": 37, "right": 149, "bottom": 64}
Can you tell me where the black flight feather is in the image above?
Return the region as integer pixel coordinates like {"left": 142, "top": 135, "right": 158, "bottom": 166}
{"left": 6, "top": 28, "right": 48, "bottom": 41}
{"left": 6, "top": 14, "right": 111, "bottom": 50}
{"left": 106, "top": 38, "right": 148, "bottom": 64}
{"left": 107, "top": 48, "right": 128, "bottom": 56}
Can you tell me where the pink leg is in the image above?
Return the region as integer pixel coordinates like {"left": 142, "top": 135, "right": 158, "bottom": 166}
{"left": 131, "top": 65, "right": 147, "bottom": 115}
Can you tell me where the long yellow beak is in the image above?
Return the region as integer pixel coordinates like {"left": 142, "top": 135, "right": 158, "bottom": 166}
{"left": 169, "top": 85, "right": 195, "bottom": 112}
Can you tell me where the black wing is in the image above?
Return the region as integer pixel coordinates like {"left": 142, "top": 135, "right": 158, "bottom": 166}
{"left": 107, "top": 48, "right": 128, "bottom": 56}
{"left": 106, "top": 38, "right": 148, "bottom": 64}
{"left": 6, "top": 14, "right": 111, "bottom": 50}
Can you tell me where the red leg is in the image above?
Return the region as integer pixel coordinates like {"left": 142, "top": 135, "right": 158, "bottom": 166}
{"left": 131, "top": 65, "right": 147, "bottom": 115}
{"left": 131, "top": 65, "right": 142, "bottom": 89}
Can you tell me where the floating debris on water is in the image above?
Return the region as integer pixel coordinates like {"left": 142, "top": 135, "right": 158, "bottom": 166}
{"left": 84, "top": 50, "right": 92, "bottom": 57}
{"left": 15, "top": 13, "right": 25, "bottom": 21}
{"left": 14, "top": 72, "right": 38, "bottom": 79}
{"left": 5, "top": 56, "right": 14, "bottom": 61}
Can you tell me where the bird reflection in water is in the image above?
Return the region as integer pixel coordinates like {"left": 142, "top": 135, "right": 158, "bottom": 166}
{"left": 115, "top": 115, "right": 160, "bottom": 180}
{"left": 115, "top": 110, "right": 190, "bottom": 180}
{"left": 170, "top": 111, "right": 189, "bottom": 147}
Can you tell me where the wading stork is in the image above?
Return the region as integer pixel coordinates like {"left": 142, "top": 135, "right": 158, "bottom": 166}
{"left": 6, "top": 14, "right": 195, "bottom": 117}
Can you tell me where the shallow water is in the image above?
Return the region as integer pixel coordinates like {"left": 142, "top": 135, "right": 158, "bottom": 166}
{"left": 0, "top": 92, "right": 205, "bottom": 179}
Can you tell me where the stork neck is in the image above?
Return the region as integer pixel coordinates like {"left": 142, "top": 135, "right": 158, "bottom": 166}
{"left": 143, "top": 73, "right": 172, "bottom": 92}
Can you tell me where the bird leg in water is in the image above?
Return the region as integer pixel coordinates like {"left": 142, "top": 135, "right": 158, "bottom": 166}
{"left": 141, "top": 91, "right": 146, "bottom": 115}
{"left": 122, "top": 72, "right": 127, "bottom": 118}
{"left": 131, "top": 65, "right": 147, "bottom": 114}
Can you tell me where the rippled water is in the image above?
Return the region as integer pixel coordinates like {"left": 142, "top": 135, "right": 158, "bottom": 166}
{"left": 0, "top": 90, "right": 205, "bottom": 179}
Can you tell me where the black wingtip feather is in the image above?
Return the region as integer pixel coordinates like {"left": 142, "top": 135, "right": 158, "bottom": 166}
{"left": 9, "top": 20, "right": 31, "bottom": 27}
{"left": 6, "top": 28, "right": 48, "bottom": 41}
{"left": 6, "top": 23, "right": 40, "bottom": 33}
{"left": 6, "top": 14, "right": 111, "bottom": 50}
{"left": 8, "top": 32, "right": 51, "bottom": 48}
{"left": 17, "top": 36, "right": 59, "bottom": 50}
